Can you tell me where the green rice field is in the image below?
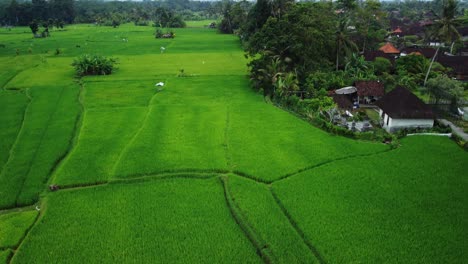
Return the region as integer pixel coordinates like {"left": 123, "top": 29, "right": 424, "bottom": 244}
{"left": 0, "top": 22, "right": 467, "bottom": 263}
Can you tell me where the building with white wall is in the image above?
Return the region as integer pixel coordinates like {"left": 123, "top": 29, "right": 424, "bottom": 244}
{"left": 376, "top": 87, "right": 434, "bottom": 132}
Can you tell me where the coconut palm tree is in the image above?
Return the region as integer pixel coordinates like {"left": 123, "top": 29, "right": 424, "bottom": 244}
{"left": 249, "top": 54, "right": 285, "bottom": 96}
{"left": 423, "top": 0, "right": 461, "bottom": 86}
{"left": 335, "top": 17, "right": 358, "bottom": 71}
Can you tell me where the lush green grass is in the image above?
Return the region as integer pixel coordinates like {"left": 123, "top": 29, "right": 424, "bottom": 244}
{"left": 0, "top": 249, "right": 12, "bottom": 264}
{"left": 0, "top": 56, "right": 39, "bottom": 88}
{"left": 0, "top": 24, "right": 241, "bottom": 58}
{"left": 53, "top": 108, "right": 147, "bottom": 186}
{"left": 185, "top": 20, "right": 218, "bottom": 28}
{"left": 0, "top": 210, "right": 37, "bottom": 249}
{"left": 229, "top": 99, "right": 388, "bottom": 181}
{"left": 363, "top": 108, "right": 380, "bottom": 123}
{"left": 0, "top": 84, "right": 79, "bottom": 208}
{"left": 0, "top": 90, "right": 29, "bottom": 172}
{"left": 114, "top": 102, "right": 228, "bottom": 177}
{"left": 228, "top": 175, "right": 317, "bottom": 263}
{"left": 83, "top": 80, "right": 155, "bottom": 108}
{"left": 272, "top": 136, "right": 468, "bottom": 263}
{"left": 12, "top": 178, "right": 261, "bottom": 263}
{"left": 4, "top": 58, "right": 76, "bottom": 89}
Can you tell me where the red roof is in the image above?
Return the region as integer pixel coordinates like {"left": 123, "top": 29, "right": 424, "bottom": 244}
{"left": 355, "top": 80, "right": 385, "bottom": 97}
{"left": 392, "top": 27, "right": 402, "bottom": 34}
{"left": 379, "top": 42, "right": 400, "bottom": 54}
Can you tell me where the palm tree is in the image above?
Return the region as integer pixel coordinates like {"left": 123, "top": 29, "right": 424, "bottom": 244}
{"left": 345, "top": 53, "right": 373, "bottom": 79}
{"left": 423, "top": 0, "right": 461, "bottom": 86}
{"left": 250, "top": 54, "right": 284, "bottom": 96}
{"left": 335, "top": 17, "right": 358, "bottom": 71}
{"left": 275, "top": 72, "right": 299, "bottom": 97}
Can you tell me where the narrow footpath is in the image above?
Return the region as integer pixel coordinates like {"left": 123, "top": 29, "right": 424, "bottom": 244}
{"left": 438, "top": 119, "right": 468, "bottom": 141}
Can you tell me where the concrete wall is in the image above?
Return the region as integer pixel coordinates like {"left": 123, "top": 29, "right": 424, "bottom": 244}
{"left": 383, "top": 117, "right": 434, "bottom": 132}
{"left": 378, "top": 108, "right": 434, "bottom": 132}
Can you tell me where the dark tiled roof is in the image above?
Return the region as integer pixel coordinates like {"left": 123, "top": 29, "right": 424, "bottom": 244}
{"left": 437, "top": 55, "right": 468, "bottom": 80}
{"left": 401, "top": 47, "right": 437, "bottom": 59}
{"left": 457, "top": 26, "right": 468, "bottom": 36}
{"left": 404, "top": 23, "right": 425, "bottom": 36}
{"left": 354, "top": 80, "right": 385, "bottom": 97}
{"left": 330, "top": 94, "right": 353, "bottom": 110}
{"left": 363, "top": 50, "right": 395, "bottom": 62}
{"left": 376, "top": 86, "right": 434, "bottom": 119}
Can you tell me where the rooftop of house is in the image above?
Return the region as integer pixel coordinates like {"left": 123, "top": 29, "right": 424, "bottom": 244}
{"left": 457, "top": 26, "right": 468, "bottom": 36}
{"left": 437, "top": 55, "right": 468, "bottom": 80}
{"left": 376, "top": 86, "right": 434, "bottom": 119}
{"left": 330, "top": 94, "right": 353, "bottom": 110}
{"left": 354, "top": 80, "right": 385, "bottom": 97}
{"left": 401, "top": 47, "right": 437, "bottom": 59}
{"left": 392, "top": 27, "right": 402, "bottom": 34}
{"left": 363, "top": 50, "right": 395, "bottom": 62}
{"left": 379, "top": 42, "right": 400, "bottom": 54}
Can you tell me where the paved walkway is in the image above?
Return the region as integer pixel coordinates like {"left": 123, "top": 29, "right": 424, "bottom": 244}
{"left": 438, "top": 119, "right": 468, "bottom": 141}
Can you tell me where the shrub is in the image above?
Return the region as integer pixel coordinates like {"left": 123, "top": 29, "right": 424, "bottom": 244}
{"left": 72, "top": 54, "right": 117, "bottom": 76}
{"left": 29, "top": 21, "right": 39, "bottom": 35}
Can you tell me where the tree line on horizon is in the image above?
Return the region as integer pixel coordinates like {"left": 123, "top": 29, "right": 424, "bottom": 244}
{"left": 0, "top": 0, "right": 224, "bottom": 27}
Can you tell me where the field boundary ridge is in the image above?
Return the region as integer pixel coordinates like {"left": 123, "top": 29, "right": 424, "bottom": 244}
{"left": 270, "top": 187, "right": 327, "bottom": 264}
{"left": 220, "top": 176, "right": 274, "bottom": 264}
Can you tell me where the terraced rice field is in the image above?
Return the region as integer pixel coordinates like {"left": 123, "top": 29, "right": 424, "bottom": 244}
{"left": 0, "top": 22, "right": 467, "bottom": 263}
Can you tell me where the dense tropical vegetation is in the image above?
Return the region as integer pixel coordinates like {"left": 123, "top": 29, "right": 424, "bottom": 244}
{"left": 214, "top": 0, "right": 467, "bottom": 133}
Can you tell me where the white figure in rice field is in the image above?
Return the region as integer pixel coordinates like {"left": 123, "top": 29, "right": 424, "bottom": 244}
{"left": 160, "top": 47, "right": 165, "bottom": 53}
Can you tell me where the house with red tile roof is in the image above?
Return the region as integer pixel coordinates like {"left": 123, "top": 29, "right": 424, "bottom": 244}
{"left": 392, "top": 27, "right": 402, "bottom": 36}
{"left": 379, "top": 42, "right": 400, "bottom": 54}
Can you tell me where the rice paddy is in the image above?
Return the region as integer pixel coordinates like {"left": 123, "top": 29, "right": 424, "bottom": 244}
{"left": 0, "top": 23, "right": 466, "bottom": 263}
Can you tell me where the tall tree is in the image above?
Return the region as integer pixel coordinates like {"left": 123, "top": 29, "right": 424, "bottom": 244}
{"left": 5, "top": 0, "right": 19, "bottom": 25}
{"left": 425, "top": 75, "right": 463, "bottom": 106}
{"left": 355, "top": 0, "right": 386, "bottom": 52}
{"left": 219, "top": 0, "right": 250, "bottom": 34}
{"left": 335, "top": 17, "right": 358, "bottom": 71}
{"left": 49, "top": 0, "right": 75, "bottom": 24}
{"left": 247, "top": 2, "right": 336, "bottom": 76}
{"left": 424, "top": 0, "right": 461, "bottom": 86}
{"left": 32, "top": 0, "right": 48, "bottom": 21}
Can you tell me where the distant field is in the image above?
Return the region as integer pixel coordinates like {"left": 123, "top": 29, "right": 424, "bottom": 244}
{"left": 0, "top": 22, "right": 466, "bottom": 263}
{"left": 185, "top": 20, "right": 217, "bottom": 28}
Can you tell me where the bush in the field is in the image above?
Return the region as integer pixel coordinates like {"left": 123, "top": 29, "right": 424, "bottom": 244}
{"left": 72, "top": 54, "right": 117, "bottom": 76}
